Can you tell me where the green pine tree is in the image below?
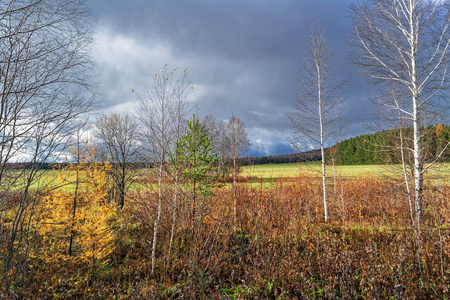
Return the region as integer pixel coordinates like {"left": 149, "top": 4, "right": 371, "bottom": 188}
{"left": 172, "top": 114, "right": 219, "bottom": 220}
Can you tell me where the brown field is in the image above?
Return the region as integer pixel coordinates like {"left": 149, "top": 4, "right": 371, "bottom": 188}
{"left": 2, "top": 167, "right": 449, "bottom": 299}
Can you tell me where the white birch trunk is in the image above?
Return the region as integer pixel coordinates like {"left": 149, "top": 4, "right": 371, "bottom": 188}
{"left": 317, "top": 54, "right": 328, "bottom": 222}
{"left": 413, "top": 99, "right": 423, "bottom": 226}
{"left": 151, "top": 99, "right": 166, "bottom": 275}
{"left": 151, "top": 162, "right": 163, "bottom": 274}
{"left": 233, "top": 145, "right": 237, "bottom": 231}
{"left": 409, "top": 1, "right": 423, "bottom": 227}
{"left": 167, "top": 177, "right": 178, "bottom": 269}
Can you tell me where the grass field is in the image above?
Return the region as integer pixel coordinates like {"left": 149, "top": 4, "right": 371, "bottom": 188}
{"left": 21, "top": 161, "right": 450, "bottom": 190}
{"left": 23, "top": 170, "right": 74, "bottom": 191}
{"left": 240, "top": 161, "right": 450, "bottom": 181}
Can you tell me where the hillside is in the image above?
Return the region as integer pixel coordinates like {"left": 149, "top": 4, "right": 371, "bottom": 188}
{"left": 329, "top": 124, "right": 450, "bottom": 165}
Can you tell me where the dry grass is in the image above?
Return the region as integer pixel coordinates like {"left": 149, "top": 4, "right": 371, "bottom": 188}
{"left": 2, "top": 170, "right": 450, "bottom": 299}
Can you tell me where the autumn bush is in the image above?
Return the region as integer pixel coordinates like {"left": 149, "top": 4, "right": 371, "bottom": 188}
{"left": 35, "top": 160, "right": 116, "bottom": 266}
{"left": 1, "top": 173, "right": 450, "bottom": 299}
{"left": 103, "top": 175, "right": 450, "bottom": 299}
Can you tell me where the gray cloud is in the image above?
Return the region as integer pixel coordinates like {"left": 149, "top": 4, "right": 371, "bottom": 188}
{"left": 88, "top": 0, "right": 366, "bottom": 155}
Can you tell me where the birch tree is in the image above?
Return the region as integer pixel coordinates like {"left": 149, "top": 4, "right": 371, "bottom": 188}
{"left": 135, "top": 65, "right": 191, "bottom": 275}
{"left": 225, "top": 115, "right": 250, "bottom": 231}
{"left": 288, "top": 23, "right": 346, "bottom": 222}
{"left": 351, "top": 0, "right": 450, "bottom": 225}
{"left": 201, "top": 115, "right": 231, "bottom": 173}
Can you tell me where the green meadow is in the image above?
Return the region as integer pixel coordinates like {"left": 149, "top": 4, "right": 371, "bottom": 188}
{"left": 21, "top": 162, "right": 450, "bottom": 191}
{"left": 240, "top": 161, "right": 450, "bottom": 181}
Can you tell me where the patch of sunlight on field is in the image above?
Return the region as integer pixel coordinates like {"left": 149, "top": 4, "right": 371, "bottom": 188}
{"left": 240, "top": 162, "right": 450, "bottom": 180}
{"left": 24, "top": 169, "right": 76, "bottom": 191}
{"left": 240, "top": 161, "right": 320, "bottom": 179}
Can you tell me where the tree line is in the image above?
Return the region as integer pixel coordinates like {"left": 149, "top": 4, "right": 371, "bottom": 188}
{"left": 329, "top": 124, "right": 450, "bottom": 165}
{"left": 240, "top": 149, "right": 321, "bottom": 165}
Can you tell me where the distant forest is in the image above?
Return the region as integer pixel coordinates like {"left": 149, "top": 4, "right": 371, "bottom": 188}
{"left": 242, "top": 124, "right": 450, "bottom": 166}
{"left": 240, "top": 149, "right": 321, "bottom": 165}
{"left": 328, "top": 124, "right": 450, "bottom": 165}
{"left": 8, "top": 125, "right": 449, "bottom": 169}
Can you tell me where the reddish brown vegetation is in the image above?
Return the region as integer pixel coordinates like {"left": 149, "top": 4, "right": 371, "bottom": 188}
{"left": 2, "top": 175, "right": 450, "bottom": 299}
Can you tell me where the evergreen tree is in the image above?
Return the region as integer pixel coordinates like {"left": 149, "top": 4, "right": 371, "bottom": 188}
{"left": 172, "top": 114, "right": 219, "bottom": 220}
{"left": 331, "top": 125, "right": 450, "bottom": 165}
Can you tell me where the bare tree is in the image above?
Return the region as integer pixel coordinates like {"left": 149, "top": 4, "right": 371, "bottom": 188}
{"left": 225, "top": 115, "right": 250, "bottom": 231}
{"left": 96, "top": 112, "right": 140, "bottom": 210}
{"left": 135, "top": 65, "right": 191, "bottom": 275}
{"left": 288, "top": 23, "right": 346, "bottom": 222}
{"left": 351, "top": 0, "right": 450, "bottom": 226}
{"left": 0, "top": 0, "right": 95, "bottom": 286}
{"left": 368, "top": 83, "right": 416, "bottom": 218}
{"left": 201, "top": 114, "right": 232, "bottom": 173}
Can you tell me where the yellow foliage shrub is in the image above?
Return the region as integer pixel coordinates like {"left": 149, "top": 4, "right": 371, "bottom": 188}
{"left": 35, "top": 147, "right": 116, "bottom": 266}
{"left": 436, "top": 123, "right": 445, "bottom": 138}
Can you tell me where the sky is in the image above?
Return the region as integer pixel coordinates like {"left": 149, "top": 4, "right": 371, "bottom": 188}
{"left": 87, "top": 0, "right": 367, "bottom": 156}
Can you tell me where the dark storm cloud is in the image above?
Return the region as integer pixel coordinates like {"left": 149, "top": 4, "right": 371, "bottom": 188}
{"left": 88, "top": 0, "right": 366, "bottom": 155}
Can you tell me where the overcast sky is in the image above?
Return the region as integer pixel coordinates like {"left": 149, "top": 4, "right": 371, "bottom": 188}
{"left": 87, "top": 0, "right": 368, "bottom": 156}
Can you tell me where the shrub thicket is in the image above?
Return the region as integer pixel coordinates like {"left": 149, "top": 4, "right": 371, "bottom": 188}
{"left": 1, "top": 172, "right": 449, "bottom": 299}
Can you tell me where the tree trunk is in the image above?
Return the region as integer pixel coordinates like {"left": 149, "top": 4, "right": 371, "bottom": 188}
{"left": 151, "top": 163, "right": 163, "bottom": 275}
{"left": 318, "top": 62, "right": 328, "bottom": 222}
{"left": 233, "top": 149, "right": 237, "bottom": 231}
{"left": 410, "top": 6, "right": 423, "bottom": 227}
